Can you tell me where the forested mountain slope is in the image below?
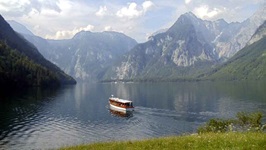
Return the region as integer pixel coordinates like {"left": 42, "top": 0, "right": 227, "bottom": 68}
{"left": 0, "top": 15, "right": 76, "bottom": 87}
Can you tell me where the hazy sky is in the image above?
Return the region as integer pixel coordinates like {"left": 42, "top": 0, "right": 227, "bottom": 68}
{"left": 0, "top": 0, "right": 264, "bottom": 42}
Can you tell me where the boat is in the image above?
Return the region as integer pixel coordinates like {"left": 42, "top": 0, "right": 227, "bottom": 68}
{"left": 109, "top": 95, "right": 134, "bottom": 112}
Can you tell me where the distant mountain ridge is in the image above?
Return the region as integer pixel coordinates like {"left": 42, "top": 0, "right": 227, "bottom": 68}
{"left": 0, "top": 15, "right": 76, "bottom": 87}
{"left": 20, "top": 30, "right": 137, "bottom": 81}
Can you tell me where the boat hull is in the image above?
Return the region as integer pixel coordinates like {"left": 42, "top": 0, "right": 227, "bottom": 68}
{"left": 109, "top": 103, "right": 134, "bottom": 112}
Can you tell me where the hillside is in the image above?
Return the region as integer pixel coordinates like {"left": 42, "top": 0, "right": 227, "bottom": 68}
{"left": 0, "top": 15, "right": 76, "bottom": 87}
{"left": 0, "top": 41, "right": 59, "bottom": 87}
{"left": 202, "top": 34, "right": 266, "bottom": 80}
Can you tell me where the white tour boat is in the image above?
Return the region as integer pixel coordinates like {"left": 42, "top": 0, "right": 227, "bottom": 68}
{"left": 109, "top": 95, "right": 134, "bottom": 112}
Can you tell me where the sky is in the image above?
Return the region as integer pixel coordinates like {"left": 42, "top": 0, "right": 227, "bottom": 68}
{"left": 0, "top": 0, "right": 265, "bottom": 42}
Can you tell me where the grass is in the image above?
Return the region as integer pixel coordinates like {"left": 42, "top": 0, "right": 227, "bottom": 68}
{"left": 61, "top": 132, "right": 266, "bottom": 150}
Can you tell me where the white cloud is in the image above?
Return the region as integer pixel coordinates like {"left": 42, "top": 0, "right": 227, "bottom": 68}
{"left": 83, "top": 25, "right": 95, "bottom": 31}
{"left": 41, "top": 9, "right": 60, "bottom": 17}
{"left": 96, "top": 5, "right": 108, "bottom": 17}
{"left": 142, "top": 1, "right": 154, "bottom": 12}
{"left": 185, "top": 0, "right": 192, "bottom": 4}
{"left": 46, "top": 24, "right": 95, "bottom": 39}
{"left": 193, "top": 5, "right": 221, "bottom": 19}
{"left": 0, "top": 0, "right": 30, "bottom": 16}
{"left": 116, "top": 2, "right": 140, "bottom": 18}
{"left": 0, "top": 0, "right": 61, "bottom": 17}
{"left": 116, "top": 1, "right": 154, "bottom": 19}
{"left": 104, "top": 26, "right": 112, "bottom": 31}
{"left": 1, "top": 0, "right": 264, "bottom": 43}
{"left": 0, "top": 0, "right": 30, "bottom": 10}
{"left": 57, "top": 0, "right": 72, "bottom": 12}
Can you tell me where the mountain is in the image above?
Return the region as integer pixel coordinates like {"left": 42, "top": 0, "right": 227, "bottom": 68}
{"left": 152, "top": 5, "right": 266, "bottom": 60}
{"left": 202, "top": 21, "right": 266, "bottom": 80}
{"left": 103, "top": 12, "right": 220, "bottom": 81}
{"left": 21, "top": 31, "right": 137, "bottom": 81}
{"left": 10, "top": 5, "right": 265, "bottom": 82}
{"left": 0, "top": 15, "right": 76, "bottom": 87}
{"left": 102, "top": 6, "right": 266, "bottom": 81}
{"left": 214, "top": 4, "right": 266, "bottom": 58}
{"left": 7, "top": 20, "right": 34, "bottom": 36}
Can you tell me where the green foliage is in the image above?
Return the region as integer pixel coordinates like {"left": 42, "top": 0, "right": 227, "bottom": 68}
{"left": 197, "top": 119, "right": 234, "bottom": 133}
{"left": 198, "top": 112, "right": 265, "bottom": 134}
{"left": 236, "top": 112, "right": 263, "bottom": 131}
{"left": 0, "top": 41, "right": 60, "bottom": 88}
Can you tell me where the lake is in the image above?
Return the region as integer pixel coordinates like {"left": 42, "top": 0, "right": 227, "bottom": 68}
{"left": 0, "top": 81, "right": 266, "bottom": 149}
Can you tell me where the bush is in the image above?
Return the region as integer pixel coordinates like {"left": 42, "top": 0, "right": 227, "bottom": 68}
{"left": 236, "top": 112, "right": 263, "bottom": 131}
{"left": 197, "top": 112, "right": 265, "bottom": 134}
{"left": 197, "top": 119, "right": 234, "bottom": 133}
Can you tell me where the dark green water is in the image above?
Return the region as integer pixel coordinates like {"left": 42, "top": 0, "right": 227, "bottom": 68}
{"left": 0, "top": 81, "right": 265, "bottom": 149}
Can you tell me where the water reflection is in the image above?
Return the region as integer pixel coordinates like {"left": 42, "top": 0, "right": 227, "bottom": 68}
{"left": 0, "top": 86, "right": 66, "bottom": 150}
{"left": 0, "top": 81, "right": 266, "bottom": 149}
{"left": 109, "top": 109, "right": 133, "bottom": 118}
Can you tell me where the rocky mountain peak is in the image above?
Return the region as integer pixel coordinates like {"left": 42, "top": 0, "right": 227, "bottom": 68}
{"left": 168, "top": 12, "right": 199, "bottom": 32}
{"left": 182, "top": 11, "right": 198, "bottom": 19}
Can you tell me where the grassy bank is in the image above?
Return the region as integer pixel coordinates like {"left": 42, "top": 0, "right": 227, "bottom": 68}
{"left": 61, "top": 132, "right": 266, "bottom": 150}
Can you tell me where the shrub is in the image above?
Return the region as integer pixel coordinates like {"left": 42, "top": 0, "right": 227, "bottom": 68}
{"left": 236, "top": 112, "right": 263, "bottom": 131}
{"left": 197, "top": 112, "right": 265, "bottom": 134}
{"left": 197, "top": 119, "right": 234, "bottom": 134}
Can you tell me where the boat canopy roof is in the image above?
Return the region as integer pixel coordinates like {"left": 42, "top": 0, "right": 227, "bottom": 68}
{"left": 109, "top": 97, "right": 132, "bottom": 103}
